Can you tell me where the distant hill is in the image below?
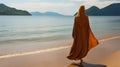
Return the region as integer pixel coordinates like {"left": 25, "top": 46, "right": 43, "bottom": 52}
{"left": 31, "top": 12, "right": 43, "bottom": 16}
{"left": 86, "top": 3, "right": 120, "bottom": 16}
{"left": 31, "top": 12, "right": 64, "bottom": 16}
{"left": 0, "top": 4, "right": 31, "bottom": 15}
{"left": 86, "top": 6, "right": 101, "bottom": 15}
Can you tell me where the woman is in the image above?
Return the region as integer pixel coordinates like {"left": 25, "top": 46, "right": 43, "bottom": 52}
{"left": 67, "top": 5, "right": 99, "bottom": 64}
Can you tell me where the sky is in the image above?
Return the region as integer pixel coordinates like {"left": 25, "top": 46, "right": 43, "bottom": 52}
{"left": 1, "top": 0, "right": 120, "bottom": 15}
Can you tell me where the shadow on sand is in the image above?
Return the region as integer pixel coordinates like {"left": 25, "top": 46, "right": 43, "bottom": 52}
{"left": 67, "top": 62, "right": 107, "bottom": 67}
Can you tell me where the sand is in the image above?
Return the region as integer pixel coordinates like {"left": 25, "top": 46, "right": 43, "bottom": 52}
{"left": 101, "top": 51, "right": 120, "bottom": 67}
{"left": 0, "top": 35, "right": 120, "bottom": 67}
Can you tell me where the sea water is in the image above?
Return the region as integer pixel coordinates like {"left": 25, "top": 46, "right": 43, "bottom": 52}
{"left": 0, "top": 16, "right": 120, "bottom": 55}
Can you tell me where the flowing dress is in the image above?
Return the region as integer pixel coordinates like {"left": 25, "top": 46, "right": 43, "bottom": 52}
{"left": 67, "top": 16, "right": 99, "bottom": 60}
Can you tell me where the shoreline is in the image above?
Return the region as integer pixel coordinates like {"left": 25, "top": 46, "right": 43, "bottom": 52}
{"left": 0, "top": 34, "right": 120, "bottom": 67}
{"left": 0, "top": 34, "right": 120, "bottom": 59}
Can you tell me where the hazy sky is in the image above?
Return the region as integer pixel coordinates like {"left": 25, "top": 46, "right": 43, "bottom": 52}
{"left": 1, "top": 0, "right": 120, "bottom": 15}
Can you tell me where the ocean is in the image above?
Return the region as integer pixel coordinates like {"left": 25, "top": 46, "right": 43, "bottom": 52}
{"left": 0, "top": 16, "right": 120, "bottom": 56}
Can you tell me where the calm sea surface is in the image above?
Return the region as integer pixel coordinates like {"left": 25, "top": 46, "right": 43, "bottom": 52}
{"left": 0, "top": 16, "right": 120, "bottom": 55}
{"left": 0, "top": 16, "right": 120, "bottom": 42}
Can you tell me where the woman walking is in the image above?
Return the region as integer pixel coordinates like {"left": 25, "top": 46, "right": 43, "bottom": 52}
{"left": 67, "top": 5, "right": 99, "bottom": 66}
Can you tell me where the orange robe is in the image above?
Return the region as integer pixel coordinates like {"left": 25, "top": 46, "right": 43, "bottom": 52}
{"left": 67, "top": 16, "right": 99, "bottom": 60}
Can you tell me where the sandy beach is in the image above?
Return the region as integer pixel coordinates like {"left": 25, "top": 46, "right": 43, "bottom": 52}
{"left": 0, "top": 35, "right": 120, "bottom": 67}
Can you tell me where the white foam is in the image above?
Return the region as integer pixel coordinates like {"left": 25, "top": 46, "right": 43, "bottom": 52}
{"left": 0, "top": 35, "right": 120, "bottom": 59}
{"left": 99, "top": 36, "right": 120, "bottom": 42}
{"left": 0, "top": 46, "right": 70, "bottom": 59}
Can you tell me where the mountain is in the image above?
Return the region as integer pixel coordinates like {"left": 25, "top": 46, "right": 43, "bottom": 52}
{"left": 86, "top": 3, "right": 120, "bottom": 16}
{"left": 0, "top": 4, "right": 31, "bottom": 15}
{"left": 100, "top": 3, "right": 120, "bottom": 16}
{"left": 31, "top": 12, "right": 64, "bottom": 16}
{"left": 31, "top": 12, "right": 43, "bottom": 16}
{"left": 86, "top": 6, "right": 101, "bottom": 15}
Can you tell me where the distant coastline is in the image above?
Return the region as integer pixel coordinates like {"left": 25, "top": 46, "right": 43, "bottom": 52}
{"left": 31, "top": 12, "right": 65, "bottom": 16}
{"left": 75, "top": 3, "right": 120, "bottom": 16}
{"left": 0, "top": 3, "right": 120, "bottom": 16}
{"left": 86, "top": 3, "right": 120, "bottom": 16}
{"left": 0, "top": 4, "right": 31, "bottom": 15}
